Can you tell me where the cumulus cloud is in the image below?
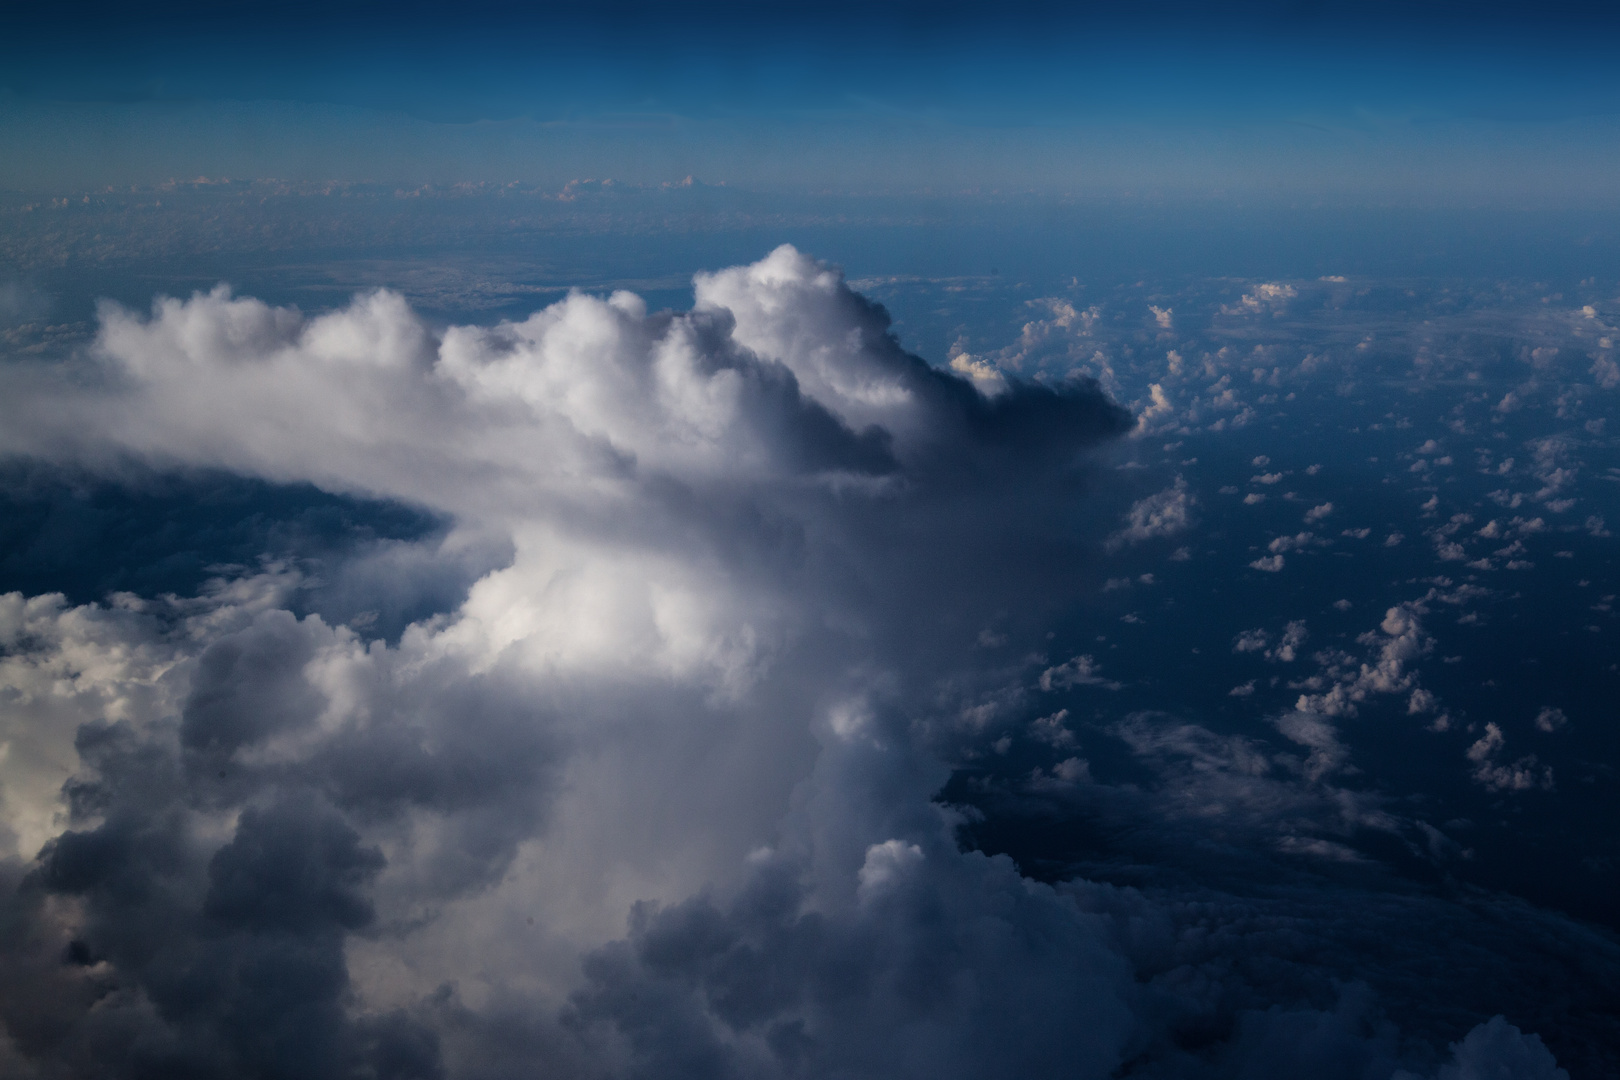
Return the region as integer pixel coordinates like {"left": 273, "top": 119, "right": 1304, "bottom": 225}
{"left": 1534, "top": 707, "right": 1568, "bottom": 733}
{"left": 1233, "top": 629, "right": 1270, "bottom": 653}
{"left": 1039, "top": 655, "right": 1121, "bottom": 692}
{"left": 1134, "top": 382, "right": 1176, "bottom": 433}
{"left": 1233, "top": 623, "right": 1307, "bottom": 662}
{"left": 1224, "top": 282, "right": 1297, "bottom": 316}
{"left": 0, "top": 247, "right": 1583, "bottom": 1079}
{"left": 0, "top": 247, "right": 1159, "bottom": 1079}
{"left": 1466, "top": 723, "right": 1553, "bottom": 793}
{"left": 1106, "top": 477, "right": 1193, "bottom": 550}
{"left": 1268, "top": 620, "right": 1308, "bottom": 662}
{"left": 1261, "top": 603, "right": 1442, "bottom": 781}
{"left": 1268, "top": 531, "right": 1315, "bottom": 554}
{"left": 1428, "top": 1016, "right": 1569, "bottom": 1080}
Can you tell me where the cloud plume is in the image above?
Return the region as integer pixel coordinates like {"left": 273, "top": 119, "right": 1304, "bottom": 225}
{"left": 0, "top": 247, "right": 1583, "bottom": 1078}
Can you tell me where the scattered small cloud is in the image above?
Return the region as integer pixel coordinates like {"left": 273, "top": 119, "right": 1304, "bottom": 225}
{"left": 1039, "top": 654, "right": 1122, "bottom": 691}
{"left": 1107, "top": 477, "right": 1194, "bottom": 550}
{"left": 1534, "top": 707, "right": 1568, "bottom": 733}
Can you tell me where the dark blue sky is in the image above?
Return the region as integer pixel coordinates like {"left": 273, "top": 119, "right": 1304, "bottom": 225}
{"left": 5, "top": 2, "right": 1620, "bottom": 200}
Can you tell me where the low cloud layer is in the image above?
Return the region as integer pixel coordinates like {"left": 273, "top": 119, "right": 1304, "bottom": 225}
{"left": 0, "top": 247, "right": 1589, "bottom": 1078}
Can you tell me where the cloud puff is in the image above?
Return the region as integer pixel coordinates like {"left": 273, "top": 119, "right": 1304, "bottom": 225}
{"left": 1466, "top": 723, "right": 1553, "bottom": 793}
{"left": 1268, "top": 531, "right": 1315, "bottom": 554}
{"left": 1039, "top": 655, "right": 1121, "bottom": 691}
{"left": 1107, "top": 477, "right": 1193, "bottom": 550}
{"left": 1256, "top": 603, "right": 1443, "bottom": 781}
{"left": 1223, "top": 282, "right": 1297, "bottom": 316}
{"left": 1268, "top": 620, "right": 1308, "bottom": 662}
{"left": 1232, "top": 623, "right": 1306, "bottom": 661}
{"left": 1534, "top": 707, "right": 1568, "bottom": 733}
{"left": 1234, "top": 629, "right": 1270, "bottom": 653}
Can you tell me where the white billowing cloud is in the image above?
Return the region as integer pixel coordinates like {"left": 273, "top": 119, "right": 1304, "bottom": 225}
{"left": 51, "top": 278, "right": 882, "bottom": 517}
{"left": 947, "top": 351, "right": 1008, "bottom": 394}
{"left": 1134, "top": 382, "right": 1175, "bottom": 433}
{"left": 1105, "top": 476, "right": 1193, "bottom": 550}
{"left": 0, "top": 247, "right": 1581, "bottom": 1079}
{"left": 0, "top": 248, "right": 1165, "bottom": 1080}
{"left": 4, "top": 244, "right": 1127, "bottom": 528}
{"left": 0, "top": 589, "right": 208, "bottom": 862}
{"left": 696, "top": 246, "right": 1007, "bottom": 449}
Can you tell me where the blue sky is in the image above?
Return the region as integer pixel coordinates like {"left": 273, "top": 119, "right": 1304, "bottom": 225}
{"left": 5, "top": 2, "right": 1620, "bottom": 201}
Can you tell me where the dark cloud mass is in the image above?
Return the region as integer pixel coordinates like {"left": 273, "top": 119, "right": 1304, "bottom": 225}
{"left": 0, "top": 245, "right": 1612, "bottom": 1079}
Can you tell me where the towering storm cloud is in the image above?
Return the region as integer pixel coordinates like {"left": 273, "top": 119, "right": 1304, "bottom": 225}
{"left": 0, "top": 248, "right": 1595, "bottom": 1079}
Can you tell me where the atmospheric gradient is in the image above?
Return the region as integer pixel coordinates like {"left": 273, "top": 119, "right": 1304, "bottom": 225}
{"left": 1, "top": 4, "right": 1618, "bottom": 1079}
